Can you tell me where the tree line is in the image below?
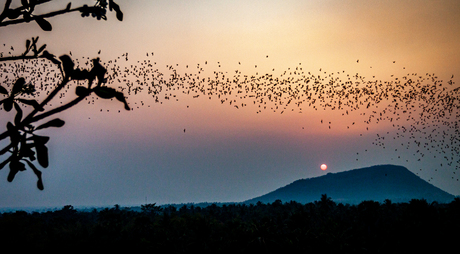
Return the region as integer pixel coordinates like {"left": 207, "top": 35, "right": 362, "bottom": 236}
{"left": 1, "top": 196, "right": 459, "bottom": 253}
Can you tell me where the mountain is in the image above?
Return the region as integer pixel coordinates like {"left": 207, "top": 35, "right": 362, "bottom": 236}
{"left": 244, "top": 165, "right": 455, "bottom": 204}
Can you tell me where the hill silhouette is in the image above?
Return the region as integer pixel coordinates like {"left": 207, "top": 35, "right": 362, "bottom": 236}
{"left": 245, "top": 164, "right": 455, "bottom": 204}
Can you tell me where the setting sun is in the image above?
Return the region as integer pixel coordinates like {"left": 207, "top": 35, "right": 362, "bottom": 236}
{"left": 321, "top": 164, "right": 328, "bottom": 171}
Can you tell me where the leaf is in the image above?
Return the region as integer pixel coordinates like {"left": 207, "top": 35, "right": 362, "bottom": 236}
{"left": 91, "top": 58, "right": 107, "bottom": 82}
{"left": 36, "top": 118, "right": 65, "bottom": 130}
{"left": 7, "top": 168, "right": 18, "bottom": 182}
{"left": 8, "top": 160, "right": 26, "bottom": 182}
{"left": 115, "top": 7, "right": 123, "bottom": 21}
{"left": 75, "top": 86, "right": 90, "bottom": 97}
{"left": 66, "top": 2, "right": 71, "bottom": 10}
{"left": 6, "top": 122, "right": 19, "bottom": 145}
{"left": 115, "top": 92, "right": 130, "bottom": 110}
{"left": 37, "top": 177, "right": 44, "bottom": 190}
{"left": 35, "top": 144, "right": 48, "bottom": 168}
{"left": 25, "top": 39, "right": 31, "bottom": 50}
{"left": 12, "top": 77, "right": 26, "bottom": 96}
{"left": 72, "top": 69, "right": 91, "bottom": 80}
{"left": 13, "top": 102, "right": 22, "bottom": 126}
{"left": 0, "top": 85, "right": 7, "bottom": 95}
{"left": 20, "top": 143, "right": 36, "bottom": 161}
{"left": 17, "top": 98, "right": 44, "bottom": 111}
{"left": 37, "top": 44, "right": 46, "bottom": 54}
{"left": 59, "top": 55, "right": 74, "bottom": 76}
{"left": 94, "top": 86, "right": 116, "bottom": 99}
{"left": 3, "top": 97, "right": 13, "bottom": 112}
{"left": 24, "top": 160, "right": 44, "bottom": 190}
{"left": 93, "top": 86, "right": 129, "bottom": 109}
{"left": 31, "top": 135, "right": 50, "bottom": 145}
{"left": 7, "top": 9, "right": 21, "bottom": 19}
{"left": 109, "top": 0, "right": 123, "bottom": 21}
{"left": 35, "top": 17, "right": 52, "bottom": 31}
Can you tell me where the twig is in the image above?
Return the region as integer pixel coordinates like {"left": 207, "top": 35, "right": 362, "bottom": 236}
{"left": 0, "top": 0, "right": 12, "bottom": 23}
{"left": 30, "top": 92, "right": 89, "bottom": 124}
{"left": 0, "top": 55, "right": 38, "bottom": 62}
{"left": 21, "top": 76, "right": 71, "bottom": 125}
{"left": 0, "top": 5, "right": 92, "bottom": 27}
{"left": 0, "top": 0, "right": 51, "bottom": 24}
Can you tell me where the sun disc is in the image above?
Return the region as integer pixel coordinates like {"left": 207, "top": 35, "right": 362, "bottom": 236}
{"left": 321, "top": 164, "right": 327, "bottom": 170}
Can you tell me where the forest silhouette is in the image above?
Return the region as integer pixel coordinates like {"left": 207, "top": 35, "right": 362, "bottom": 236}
{"left": 0, "top": 197, "right": 459, "bottom": 252}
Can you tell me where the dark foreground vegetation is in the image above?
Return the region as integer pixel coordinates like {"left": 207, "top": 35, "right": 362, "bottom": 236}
{"left": 1, "top": 196, "right": 459, "bottom": 253}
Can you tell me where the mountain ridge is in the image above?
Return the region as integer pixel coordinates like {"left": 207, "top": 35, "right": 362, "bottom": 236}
{"left": 244, "top": 164, "right": 455, "bottom": 204}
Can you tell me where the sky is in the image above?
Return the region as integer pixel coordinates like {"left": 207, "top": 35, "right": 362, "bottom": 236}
{"left": 0, "top": 0, "right": 459, "bottom": 208}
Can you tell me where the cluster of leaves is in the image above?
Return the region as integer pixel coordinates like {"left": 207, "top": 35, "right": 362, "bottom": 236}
{"left": 0, "top": 0, "right": 123, "bottom": 31}
{"left": 60, "top": 55, "right": 130, "bottom": 110}
{"left": 0, "top": 53, "right": 129, "bottom": 189}
{"left": 0, "top": 198, "right": 459, "bottom": 252}
{"left": 0, "top": 77, "right": 40, "bottom": 113}
{"left": 0, "top": 0, "right": 53, "bottom": 31}
{"left": 0, "top": 1, "right": 127, "bottom": 190}
{"left": 0, "top": 77, "right": 50, "bottom": 189}
{"left": 80, "top": 0, "right": 123, "bottom": 21}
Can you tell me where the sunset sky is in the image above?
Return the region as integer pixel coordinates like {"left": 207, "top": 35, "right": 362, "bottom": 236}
{"left": 1, "top": 0, "right": 459, "bottom": 208}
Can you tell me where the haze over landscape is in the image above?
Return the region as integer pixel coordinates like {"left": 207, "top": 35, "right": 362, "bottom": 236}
{"left": 1, "top": 0, "right": 459, "bottom": 209}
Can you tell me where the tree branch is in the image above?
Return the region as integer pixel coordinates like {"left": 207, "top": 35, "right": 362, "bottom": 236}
{"left": 0, "top": 0, "right": 12, "bottom": 23}
{"left": 0, "top": 55, "right": 38, "bottom": 62}
{"left": 0, "top": 6, "right": 84, "bottom": 27}
{"left": 0, "top": 76, "right": 83, "bottom": 142}
{"left": 0, "top": 0, "right": 52, "bottom": 24}
{"left": 30, "top": 92, "right": 88, "bottom": 124}
{"left": 21, "top": 76, "right": 71, "bottom": 126}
